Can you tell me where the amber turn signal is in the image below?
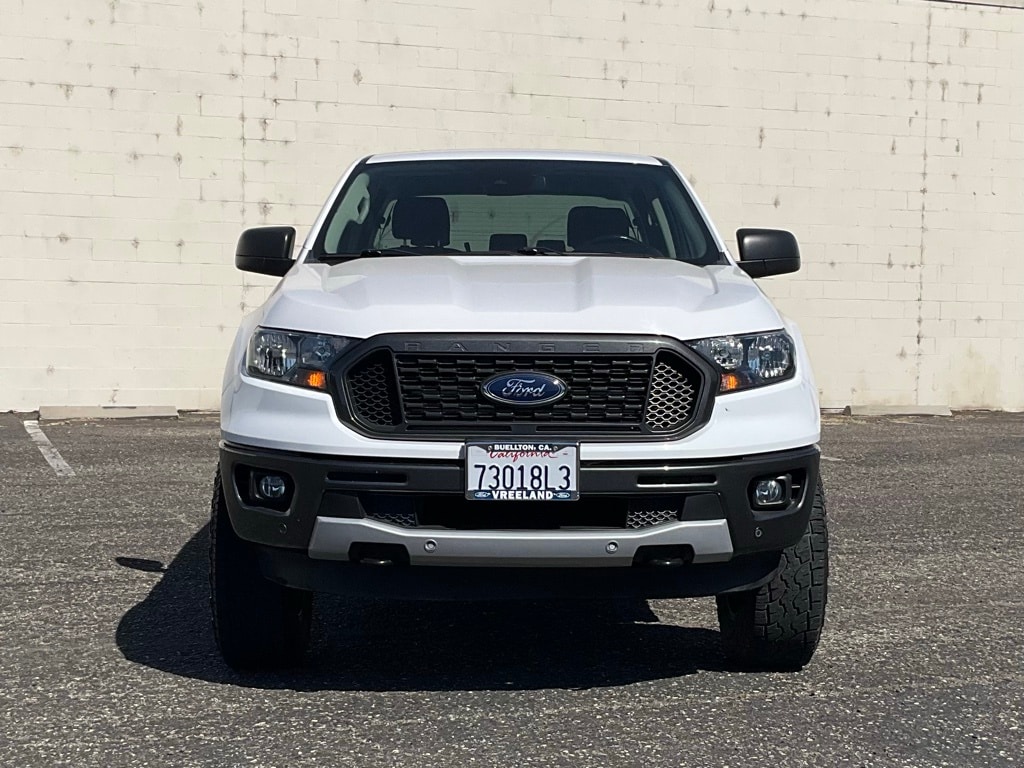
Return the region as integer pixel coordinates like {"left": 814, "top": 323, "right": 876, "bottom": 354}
{"left": 298, "top": 369, "right": 328, "bottom": 390}
{"left": 719, "top": 372, "right": 742, "bottom": 392}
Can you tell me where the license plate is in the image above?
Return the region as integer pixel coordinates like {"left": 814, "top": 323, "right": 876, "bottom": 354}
{"left": 465, "top": 442, "right": 579, "bottom": 501}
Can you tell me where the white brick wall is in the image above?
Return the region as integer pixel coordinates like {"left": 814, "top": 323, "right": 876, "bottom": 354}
{"left": 0, "top": 0, "right": 1022, "bottom": 411}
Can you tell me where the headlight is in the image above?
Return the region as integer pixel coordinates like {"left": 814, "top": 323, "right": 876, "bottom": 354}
{"left": 246, "top": 328, "right": 355, "bottom": 390}
{"left": 687, "top": 331, "right": 795, "bottom": 393}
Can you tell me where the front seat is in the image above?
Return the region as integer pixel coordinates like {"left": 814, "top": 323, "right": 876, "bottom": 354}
{"left": 392, "top": 197, "right": 451, "bottom": 247}
{"left": 489, "top": 233, "right": 528, "bottom": 251}
{"left": 566, "top": 206, "right": 631, "bottom": 250}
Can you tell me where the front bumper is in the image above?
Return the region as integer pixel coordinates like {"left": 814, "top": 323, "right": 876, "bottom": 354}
{"left": 220, "top": 442, "right": 819, "bottom": 598}
{"left": 308, "top": 517, "right": 734, "bottom": 567}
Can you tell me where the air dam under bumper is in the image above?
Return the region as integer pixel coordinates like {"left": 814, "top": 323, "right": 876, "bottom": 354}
{"left": 221, "top": 442, "right": 819, "bottom": 599}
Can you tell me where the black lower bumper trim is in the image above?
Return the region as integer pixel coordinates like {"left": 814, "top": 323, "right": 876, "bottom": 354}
{"left": 221, "top": 442, "right": 819, "bottom": 561}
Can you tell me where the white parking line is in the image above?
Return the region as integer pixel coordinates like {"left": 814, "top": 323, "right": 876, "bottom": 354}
{"left": 23, "top": 420, "right": 75, "bottom": 477}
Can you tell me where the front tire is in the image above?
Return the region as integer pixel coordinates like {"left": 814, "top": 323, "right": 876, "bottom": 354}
{"left": 210, "top": 467, "right": 313, "bottom": 671}
{"left": 716, "top": 479, "right": 829, "bottom": 671}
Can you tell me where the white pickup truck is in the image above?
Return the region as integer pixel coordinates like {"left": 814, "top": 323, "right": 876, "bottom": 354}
{"left": 212, "top": 150, "right": 828, "bottom": 672}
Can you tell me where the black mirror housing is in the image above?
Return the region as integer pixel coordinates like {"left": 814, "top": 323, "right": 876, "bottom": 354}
{"left": 235, "top": 226, "right": 297, "bottom": 276}
{"left": 736, "top": 228, "right": 800, "bottom": 278}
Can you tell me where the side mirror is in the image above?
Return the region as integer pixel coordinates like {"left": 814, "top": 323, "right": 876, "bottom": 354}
{"left": 235, "top": 226, "right": 296, "bottom": 276}
{"left": 736, "top": 228, "right": 800, "bottom": 278}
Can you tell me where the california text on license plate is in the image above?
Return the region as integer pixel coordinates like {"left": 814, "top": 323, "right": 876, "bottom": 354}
{"left": 465, "top": 442, "right": 579, "bottom": 501}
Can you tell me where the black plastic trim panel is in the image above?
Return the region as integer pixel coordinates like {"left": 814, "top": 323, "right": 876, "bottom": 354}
{"left": 220, "top": 442, "right": 819, "bottom": 560}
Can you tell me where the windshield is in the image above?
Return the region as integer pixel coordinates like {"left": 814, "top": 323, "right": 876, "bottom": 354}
{"left": 312, "top": 159, "right": 723, "bottom": 264}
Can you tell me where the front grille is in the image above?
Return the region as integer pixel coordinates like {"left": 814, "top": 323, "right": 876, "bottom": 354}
{"left": 396, "top": 354, "right": 652, "bottom": 427}
{"left": 339, "top": 337, "right": 708, "bottom": 439}
{"left": 645, "top": 357, "right": 698, "bottom": 432}
{"left": 347, "top": 351, "right": 400, "bottom": 427}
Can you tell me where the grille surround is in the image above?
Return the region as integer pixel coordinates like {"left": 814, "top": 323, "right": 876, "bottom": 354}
{"left": 335, "top": 335, "right": 715, "bottom": 441}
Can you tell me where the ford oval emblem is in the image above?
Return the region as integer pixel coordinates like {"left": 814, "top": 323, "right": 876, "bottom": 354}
{"left": 481, "top": 371, "right": 567, "bottom": 407}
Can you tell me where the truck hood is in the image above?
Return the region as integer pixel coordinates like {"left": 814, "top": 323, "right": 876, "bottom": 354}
{"left": 259, "top": 255, "right": 784, "bottom": 340}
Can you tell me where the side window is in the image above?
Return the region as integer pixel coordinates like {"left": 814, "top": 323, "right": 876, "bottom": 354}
{"left": 323, "top": 173, "right": 371, "bottom": 254}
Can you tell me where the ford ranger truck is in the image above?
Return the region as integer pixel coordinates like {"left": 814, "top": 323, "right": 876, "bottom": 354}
{"left": 212, "top": 150, "right": 828, "bottom": 672}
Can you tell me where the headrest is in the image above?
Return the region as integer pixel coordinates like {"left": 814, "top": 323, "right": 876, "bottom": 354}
{"left": 489, "top": 233, "right": 528, "bottom": 251}
{"left": 536, "top": 239, "right": 566, "bottom": 252}
{"left": 392, "top": 197, "right": 451, "bottom": 246}
{"left": 567, "top": 206, "right": 630, "bottom": 249}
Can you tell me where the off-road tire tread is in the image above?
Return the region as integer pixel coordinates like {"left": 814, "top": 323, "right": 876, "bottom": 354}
{"left": 716, "top": 479, "right": 829, "bottom": 671}
{"left": 209, "top": 467, "right": 312, "bottom": 671}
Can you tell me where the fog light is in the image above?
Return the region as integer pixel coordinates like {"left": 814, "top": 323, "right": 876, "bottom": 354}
{"left": 752, "top": 474, "right": 791, "bottom": 508}
{"left": 754, "top": 479, "right": 783, "bottom": 505}
{"left": 257, "top": 474, "right": 287, "bottom": 500}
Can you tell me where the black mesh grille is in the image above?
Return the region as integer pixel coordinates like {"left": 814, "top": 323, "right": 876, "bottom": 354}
{"left": 418, "top": 496, "right": 629, "bottom": 529}
{"left": 346, "top": 351, "right": 400, "bottom": 427}
{"left": 358, "top": 497, "right": 686, "bottom": 530}
{"left": 366, "top": 509, "right": 418, "bottom": 527}
{"left": 625, "top": 507, "right": 681, "bottom": 529}
{"left": 359, "top": 494, "right": 418, "bottom": 527}
{"left": 644, "top": 354, "right": 699, "bottom": 432}
{"left": 396, "top": 354, "right": 652, "bottom": 428}
{"left": 340, "top": 341, "right": 706, "bottom": 438}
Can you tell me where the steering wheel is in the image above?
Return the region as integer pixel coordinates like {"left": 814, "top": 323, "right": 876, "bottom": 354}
{"left": 572, "top": 235, "right": 663, "bottom": 257}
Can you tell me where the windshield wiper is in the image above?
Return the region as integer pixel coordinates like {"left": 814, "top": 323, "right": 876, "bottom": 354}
{"left": 515, "top": 247, "right": 664, "bottom": 258}
{"left": 358, "top": 247, "right": 424, "bottom": 257}
{"left": 516, "top": 246, "right": 564, "bottom": 255}
{"left": 319, "top": 248, "right": 662, "bottom": 263}
{"left": 315, "top": 248, "right": 424, "bottom": 263}
{"left": 569, "top": 251, "right": 663, "bottom": 259}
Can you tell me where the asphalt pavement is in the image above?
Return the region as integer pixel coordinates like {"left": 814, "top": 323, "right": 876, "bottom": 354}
{"left": 0, "top": 411, "right": 1021, "bottom": 767}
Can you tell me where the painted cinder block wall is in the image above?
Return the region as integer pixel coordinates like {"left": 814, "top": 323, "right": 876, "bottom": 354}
{"left": 0, "top": 0, "right": 1022, "bottom": 412}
